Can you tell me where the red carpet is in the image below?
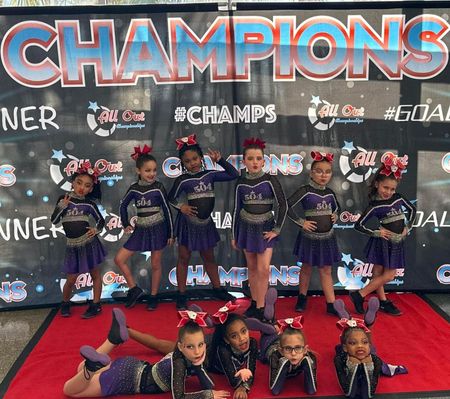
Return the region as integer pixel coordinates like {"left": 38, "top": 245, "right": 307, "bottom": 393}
{"left": 3, "top": 293, "right": 450, "bottom": 399}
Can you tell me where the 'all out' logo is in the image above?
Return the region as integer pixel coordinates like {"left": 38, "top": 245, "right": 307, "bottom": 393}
{"left": 98, "top": 206, "right": 125, "bottom": 243}
{"left": 308, "top": 95, "right": 365, "bottom": 131}
{"left": 50, "top": 150, "right": 124, "bottom": 190}
{"left": 87, "top": 101, "right": 146, "bottom": 137}
{"left": 339, "top": 142, "right": 380, "bottom": 183}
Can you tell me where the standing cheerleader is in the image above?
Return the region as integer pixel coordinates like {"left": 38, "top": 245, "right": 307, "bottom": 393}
{"left": 287, "top": 151, "right": 341, "bottom": 315}
{"left": 169, "top": 134, "right": 239, "bottom": 309}
{"left": 63, "top": 309, "right": 230, "bottom": 399}
{"left": 51, "top": 162, "right": 106, "bottom": 319}
{"left": 352, "top": 153, "right": 416, "bottom": 316}
{"left": 260, "top": 316, "right": 317, "bottom": 396}
{"left": 232, "top": 138, "right": 287, "bottom": 321}
{"left": 115, "top": 145, "right": 174, "bottom": 310}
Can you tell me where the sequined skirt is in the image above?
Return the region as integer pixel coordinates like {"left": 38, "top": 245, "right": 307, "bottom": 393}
{"left": 294, "top": 229, "right": 340, "bottom": 267}
{"left": 124, "top": 212, "right": 170, "bottom": 252}
{"left": 175, "top": 213, "right": 220, "bottom": 251}
{"left": 63, "top": 234, "right": 106, "bottom": 274}
{"left": 235, "top": 210, "right": 277, "bottom": 254}
{"left": 365, "top": 237, "right": 406, "bottom": 269}
{"left": 99, "top": 357, "right": 149, "bottom": 396}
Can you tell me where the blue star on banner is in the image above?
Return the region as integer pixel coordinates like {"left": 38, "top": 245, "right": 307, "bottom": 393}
{"left": 310, "top": 95, "right": 321, "bottom": 107}
{"left": 342, "top": 141, "right": 356, "bottom": 154}
{"left": 88, "top": 101, "right": 100, "bottom": 112}
{"left": 51, "top": 149, "right": 66, "bottom": 163}
{"left": 341, "top": 253, "right": 353, "bottom": 266}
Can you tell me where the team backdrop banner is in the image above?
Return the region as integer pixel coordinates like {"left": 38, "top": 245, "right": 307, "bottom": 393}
{"left": 1, "top": 5, "right": 449, "bottom": 308}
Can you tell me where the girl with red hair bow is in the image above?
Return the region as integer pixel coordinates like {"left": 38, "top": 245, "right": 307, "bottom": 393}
{"left": 115, "top": 145, "right": 174, "bottom": 310}
{"left": 287, "top": 151, "right": 341, "bottom": 315}
{"left": 232, "top": 138, "right": 287, "bottom": 321}
{"left": 352, "top": 153, "right": 416, "bottom": 316}
{"left": 51, "top": 161, "right": 106, "bottom": 319}
{"left": 259, "top": 315, "right": 317, "bottom": 395}
{"left": 63, "top": 309, "right": 229, "bottom": 399}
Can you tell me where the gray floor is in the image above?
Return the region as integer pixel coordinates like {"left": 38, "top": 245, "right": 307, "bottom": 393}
{"left": 0, "top": 295, "right": 449, "bottom": 398}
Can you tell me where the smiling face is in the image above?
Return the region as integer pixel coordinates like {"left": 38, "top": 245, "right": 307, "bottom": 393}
{"left": 224, "top": 319, "right": 250, "bottom": 353}
{"left": 243, "top": 148, "right": 264, "bottom": 173}
{"left": 181, "top": 149, "right": 203, "bottom": 173}
{"left": 72, "top": 174, "right": 94, "bottom": 197}
{"left": 137, "top": 159, "right": 157, "bottom": 183}
{"left": 279, "top": 332, "right": 306, "bottom": 365}
{"left": 310, "top": 160, "right": 332, "bottom": 186}
{"left": 375, "top": 177, "right": 398, "bottom": 200}
{"left": 343, "top": 330, "right": 370, "bottom": 361}
{"left": 177, "top": 330, "right": 206, "bottom": 365}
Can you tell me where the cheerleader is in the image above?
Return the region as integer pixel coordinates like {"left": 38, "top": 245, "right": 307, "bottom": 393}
{"left": 115, "top": 145, "right": 173, "bottom": 310}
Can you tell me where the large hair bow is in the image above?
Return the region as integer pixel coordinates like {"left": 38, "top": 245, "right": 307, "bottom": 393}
{"left": 212, "top": 301, "right": 240, "bottom": 324}
{"left": 175, "top": 134, "right": 197, "bottom": 150}
{"left": 77, "top": 161, "right": 101, "bottom": 183}
{"left": 131, "top": 144, "right": 152, "bottom": 160}
{"left": 277, "top": 315, "right": 304, "bottom": 333}
{"left": 311, "top": 151, "right": 334, "bottom": 163}
{"left": 177, "top": 310, "right": 208, "bottom": 328}
{"left": 380, "top": 152, "right": 408, "bottom": 180}
{"left": 243, "top": 137, "right": 266, "bottom": 150}
{"left": 336, "top": 318, "right": 370, "bottom": 334}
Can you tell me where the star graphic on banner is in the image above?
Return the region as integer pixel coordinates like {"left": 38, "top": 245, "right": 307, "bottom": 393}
{"left": 310, "top": 95, "right": 321, "bottom": 107}
{"left": 88, "top": 101, "right": 100, "bottom": 112}
{"left": 341, "top": 253, "right": 353, "bottom": 266}
{"left": 342, "top": 141, "right": 356, "bottom": 154}
{"left": 51, "top": 149, "right": 66, "bottom": 163}
{"left": 141, "top": 251, "right": 152, "bottom": 261}
{"left": 97, "top": 204, "right": 108, "bottom": 219}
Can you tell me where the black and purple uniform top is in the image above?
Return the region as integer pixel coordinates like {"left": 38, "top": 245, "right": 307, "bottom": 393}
{"left": 354, "top": 193, "right": 416, "bottom": 241}
{"left": 168, "top": 158, "right": 238, "bottom": 251}
{"left": 209, "top": 337, "right": 258, "bottom": 392}
{"left": 51, "top": 193, "right": 105, "bottom": 238}
{"left": 51, "top": 193, "right": 106, "bottom": 273}
{"left": 168, "top": 158, "right": 239, "bottom": 219}
{"left": 287, "top": 181, "right": 340, "bottom": 233}
{"left": 232, "top": 171, "right": 287, "bottom": 253}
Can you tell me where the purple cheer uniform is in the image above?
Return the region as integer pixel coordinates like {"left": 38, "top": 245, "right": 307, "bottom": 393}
{"left": 287, "top": 180, "right": 341, "bottom": 267}
{"left": 168, "top": 158, "right": 239, "bottom": 251}
{"left": 354, "top": 193, "right": 416, "bottom": 269}
{"left": 119, "top": 180, "right": 173, "bottom": 252}
{"left": 232, "top": 170, "right": 287, "bottom": 254}
{"left": 51, "top": 193, "right": 106, "bottom": 274}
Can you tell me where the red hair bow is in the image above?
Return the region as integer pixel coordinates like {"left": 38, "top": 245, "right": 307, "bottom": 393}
{"left": 212, "top": 301, "right": 240, "bottom": 324}
{"left": 277, "top": 316, "right": 304, "bottom": 333}
{"left": 243, "top": 137, "right": 266, "bottom": 150}
{"left": 175, "top": 134, "right": 197, "bottom": 150}
{"left": 77, "top": 161, "right": 101, "bottom": 183}
{"left": 380, "top": 152, "right": 408, "bottom": 180}
{"left": 177, "top": 310, "right": 208, "bottom": 328}
{"left": 311, "top": 151, "right": 334, "bottom": 163}
{"left": 336, "top": 318, "right": 370, "bottom": 334}
{"left": 131, "top": 144, "right": 152, "bottom": 160}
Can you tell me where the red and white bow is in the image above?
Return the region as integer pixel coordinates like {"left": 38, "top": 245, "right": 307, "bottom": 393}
{"left": 131, "top": 144, "right": 152, "bottom": 160}
{"left": 177, "top": 310, "right": 208, "bottom": 328}
{"left": 212, "top": 302, "right": 240, "bottom": 324}
{"left": 277, "top": 316, "right": 304, "bottom": 333}
{"left": 175, "top": 134, "right": 197, "bottom": 150}
{"left": 77, "top": 161, "right": 101, "bottom": 183}
{"left": 243, "top": 137, "right": 266, "bottom": 150}
{"left": 311, "top": 151, "right": 334, "bottom": 163}
{"left": 336, "top": 318, "right": 370, "bottom": 334}
{"left": 380, "top": 152, "right": 408, "bottom": 180}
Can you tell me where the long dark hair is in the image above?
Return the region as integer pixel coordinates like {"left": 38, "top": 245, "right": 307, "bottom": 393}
{"left": 207, "top": 313, "right": 247, "bottom": 365}
{"left": 368, "top": 168, "right": 398, "bottom": 200}
{"left": 71, "top": 172, "right": 102, "bottom": 201}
